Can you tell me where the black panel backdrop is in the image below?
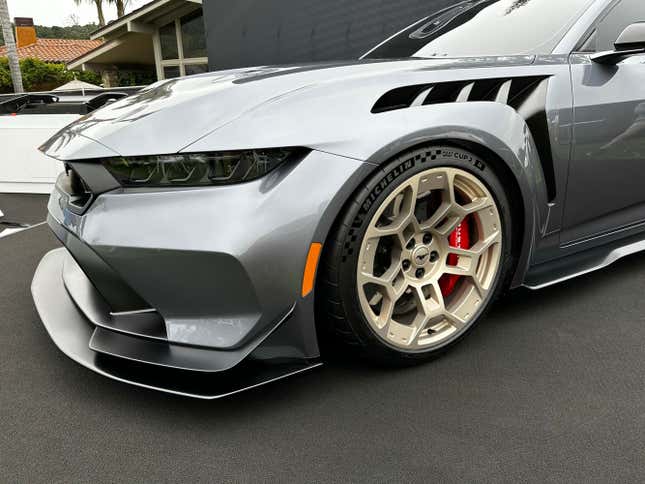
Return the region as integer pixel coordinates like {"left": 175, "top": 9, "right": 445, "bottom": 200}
{"left": 202, "top": 0, "right": 455, "bottom": 70}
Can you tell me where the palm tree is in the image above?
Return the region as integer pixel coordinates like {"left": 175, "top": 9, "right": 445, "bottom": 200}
{"left": 0, "top": 0, "right": 24, "bottom": 93}
{"left": 111, "top": 0, "right": 129, "bottom": 18}
{"left": 75, "top": 0, "right": 106, "bottom": 27}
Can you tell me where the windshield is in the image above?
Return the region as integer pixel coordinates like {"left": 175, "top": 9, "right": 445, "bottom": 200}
{"left": 363, "top": 0, "right": 595, "bottom": 59}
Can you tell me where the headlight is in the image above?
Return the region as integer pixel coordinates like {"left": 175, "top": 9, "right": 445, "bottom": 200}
{"left": 102, "top": 148, "right": 308, "bottom": 187}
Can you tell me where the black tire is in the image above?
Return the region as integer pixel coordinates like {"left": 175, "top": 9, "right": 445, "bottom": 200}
{"left": 318, "top": 145, "right": 516, "bottom": 364}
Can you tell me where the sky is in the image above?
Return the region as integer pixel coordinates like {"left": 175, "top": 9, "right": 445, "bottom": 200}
{"left": 6, "top": 0, "right": 150, "bottom": 27}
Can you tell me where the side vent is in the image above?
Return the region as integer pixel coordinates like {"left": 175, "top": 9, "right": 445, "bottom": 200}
{"left": 371, "top": 76, "right": 556, "bottom": 202}
{"left": 371, "top": 76, "right": 550, "bottom": 113}
{"left": 423, "top": 81, "right": 471, "bottom": 105}
{"left": 372, "top": 85, "right": 434, "bottom": 114}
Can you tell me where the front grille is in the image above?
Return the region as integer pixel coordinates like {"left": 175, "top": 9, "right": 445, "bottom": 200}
{"left": 58, "top": 165, "right": 94, "bottom": 215}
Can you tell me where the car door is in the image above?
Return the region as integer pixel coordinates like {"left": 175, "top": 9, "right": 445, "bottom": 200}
{"left": 562, "top": 0, "right": 645, "bottom": 245}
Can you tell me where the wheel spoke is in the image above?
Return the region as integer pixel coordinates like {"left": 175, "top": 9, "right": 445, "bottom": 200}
{"left": 399, "top": 179, "right": 420, "bottom": 220}
{"left": 443, "top": 310, "right": 467, "bottom": 329}
{"left": 366, "top": 181, "right": 420, "bottom": 244}
{"left": 434, "top": 213, "right": 465, "bottom": 237}
{"left": 470, "top": 230, "right": 502, "bottom": 254}
{"left": 358, "top": 271, "right": 392, "bottom": 288}
{"left": 421, "top": 175, "right": 494, "bottom": 236}
{"left": 443, "top": 264, "right": 485, "bottom": 298}
{"left": 367, "top": 225, "right": 400, "bottom": 238}
{"left": 462, "top": 196, "right": 494, "bottom": 215}
{"left": 444, "top": 264, "right": 473, "bottom": 277}
{"left": 408, "top": 283, "right": 446, "bottom": 344}
{"left": 443, "top": 229, "right": 501, "bottom": 299}
{"left": 391, "top": 193, "right": 405, "bottom": 219}
{"left": 444, "top": 169, "right": 458, "bottom": 205}
{"left": 368, "top": 292, "right": 383, "bottom": 306}
{"left": 376, "top": 297, "right": 395, "bottom": 330}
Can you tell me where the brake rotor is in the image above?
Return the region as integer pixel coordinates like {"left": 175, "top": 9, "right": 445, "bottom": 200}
{"left": 439, "top": 216, "right": 471, "bottom": 297}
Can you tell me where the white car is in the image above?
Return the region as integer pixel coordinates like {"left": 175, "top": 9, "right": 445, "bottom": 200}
{"left": 0, "top": 93, "right": 128, "bottom": 193}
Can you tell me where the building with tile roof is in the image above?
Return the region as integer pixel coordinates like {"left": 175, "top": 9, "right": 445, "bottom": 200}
{"left": 0, "top": 17, "right": 103, "bottom": 64}
{"left": 0, "top": 37, "right": 103, "bottom": 64}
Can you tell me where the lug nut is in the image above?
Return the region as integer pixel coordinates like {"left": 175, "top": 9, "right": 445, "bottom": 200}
{"left": 423, "top": 233, "right": 433, "bottom": 245}
{"left": 402, "top": 259, "right": 411, "bottom": 270}
{"left": 406, "top": 238, "right": 416, "bottom": 250}
{"left": 415, "top": 268, "right": 425, "bottom": 278}
{"left": 429, "top": 251, "right": 440, "bottom": 263}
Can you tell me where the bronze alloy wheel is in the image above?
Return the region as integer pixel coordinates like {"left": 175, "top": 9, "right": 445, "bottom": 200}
{"left": 320, "top": 146, "right": 514, "bottom": 362}
{"left": 356, "top": 167, "right": 502, "bottom": 350}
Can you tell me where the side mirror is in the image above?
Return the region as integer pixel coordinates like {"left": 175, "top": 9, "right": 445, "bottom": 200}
{"left": 591, "top": 22, "right": 645, "bottom": 65}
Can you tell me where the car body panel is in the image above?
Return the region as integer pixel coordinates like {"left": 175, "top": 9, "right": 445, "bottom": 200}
{"left": 41, "top": 57, "right": 536, "bottom": 160}
{"left": 47, "top": 150, "right": 367, "bottom": 350}
{"left": 32, "top": 248, "right": 322, "bottom": 399}
{"left": 563, "top": 53, "right": 645, "bottom": 244}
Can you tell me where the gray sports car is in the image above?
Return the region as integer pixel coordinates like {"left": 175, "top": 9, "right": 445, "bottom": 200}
{"left": 32, "top": 0, "right": 645, "bottom": 398}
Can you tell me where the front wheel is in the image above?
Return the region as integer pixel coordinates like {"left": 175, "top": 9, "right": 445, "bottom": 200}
{"left": 319, "top": 146, "right": 515, "bottom": 362}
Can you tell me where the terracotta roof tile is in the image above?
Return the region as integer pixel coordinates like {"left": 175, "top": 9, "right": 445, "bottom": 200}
{"left": 0, "top": 38, "right": 104, "bottom": 63}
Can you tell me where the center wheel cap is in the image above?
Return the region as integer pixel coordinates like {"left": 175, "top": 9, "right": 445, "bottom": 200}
{"left": 412, "top": 246, "right": 430, "bottom": 267}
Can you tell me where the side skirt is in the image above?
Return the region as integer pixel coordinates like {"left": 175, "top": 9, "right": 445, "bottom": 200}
{"left": 524, "top": 230, "right": 645, "bottom": 290}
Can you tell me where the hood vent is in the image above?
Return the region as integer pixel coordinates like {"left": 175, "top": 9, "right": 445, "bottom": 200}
{"left": 372, "top": 76, "right": 549, "bottom": 113}
{"left": 371, "top": 75, "right": 556, "bottom": 202}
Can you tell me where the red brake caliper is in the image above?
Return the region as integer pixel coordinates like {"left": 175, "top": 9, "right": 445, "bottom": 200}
{"left": 439, "top": 216, "right": 471, "bottom": 297}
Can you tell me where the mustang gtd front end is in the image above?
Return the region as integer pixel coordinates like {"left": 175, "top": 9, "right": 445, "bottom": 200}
{"left": 33, "top": 118, "right": 368, "bottom": 397}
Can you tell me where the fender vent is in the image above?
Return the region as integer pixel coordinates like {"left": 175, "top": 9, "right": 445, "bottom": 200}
{"left": 371, "top": 76, "right": 556, "bottom": 202}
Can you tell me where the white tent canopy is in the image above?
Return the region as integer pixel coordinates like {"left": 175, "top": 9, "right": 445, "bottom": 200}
{"left": 53, "top": 80, "right": 102, "bottom": 93}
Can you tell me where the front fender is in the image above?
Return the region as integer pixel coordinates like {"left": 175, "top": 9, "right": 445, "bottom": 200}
{"left": 186, "top": 99, "right": 548, "bottom": 288}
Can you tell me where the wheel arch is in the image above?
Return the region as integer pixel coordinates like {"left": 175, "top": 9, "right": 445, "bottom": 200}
{"left": 311, "top": 139, "right": 529, "bottom": 354}
{"left": 313, "top": 132, "right": 544, "bottom": 296}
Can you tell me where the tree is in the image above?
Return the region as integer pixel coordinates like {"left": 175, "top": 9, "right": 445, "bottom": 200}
{"left": 111, "top": 0, "right": 129, "bottom": 18}
{"left": 75, "top": 0, "right": 106, "bottom": 27}
{"left": 66, "top": 13, "right": 81, "bottom": 27}
{"left": 36, "top": 23, "right": 98, "bottom": 40}
{"left": 0, "top": 0, "right": 23, "bottom": 93}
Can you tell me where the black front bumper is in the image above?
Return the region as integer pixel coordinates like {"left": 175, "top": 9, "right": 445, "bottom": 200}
{"left": 32, "top": 248, "right": 321, "bottom": 399}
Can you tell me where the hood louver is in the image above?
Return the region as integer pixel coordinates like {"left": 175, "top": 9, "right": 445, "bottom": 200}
{"left": 371, "top": 75, "right": 556, "bottom": 203}
{"left": 371, "top": 76, "right": 549, "bottom": 113}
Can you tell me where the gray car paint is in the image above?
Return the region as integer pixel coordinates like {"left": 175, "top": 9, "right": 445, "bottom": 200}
{"left": 564, "top": 53, "right": 645, "bottom": 244}
{"left": 47, "top": 150, "right": 367, "bottom": 350}
{"left": 32, "top": 0, "right": 645, "bottom": 397}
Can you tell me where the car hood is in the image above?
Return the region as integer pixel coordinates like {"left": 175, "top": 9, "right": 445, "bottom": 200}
{"left": 41, "top": 56, "right": 535, "bottom": 160}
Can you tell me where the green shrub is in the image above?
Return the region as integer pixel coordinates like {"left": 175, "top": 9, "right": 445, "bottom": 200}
{"left": 77, "top": 70, "right": 103, "bottom": 86}
{"left": 0, "top": 57, "right": 102, "bottom": 93}
{"left": 117, "top": 69, "right": 156, "bottom": 87}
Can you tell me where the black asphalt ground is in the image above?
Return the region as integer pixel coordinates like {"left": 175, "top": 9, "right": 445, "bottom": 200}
{"left": 1, "top": 195, "right": 644, "bottom": 483}
{"left": 0, "top": 193, "right": 49, "bottom": 226}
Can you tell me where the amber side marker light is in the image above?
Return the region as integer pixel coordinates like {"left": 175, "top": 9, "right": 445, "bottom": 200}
{"left": 302, "top": 243, "right": 323, "bottom": 297}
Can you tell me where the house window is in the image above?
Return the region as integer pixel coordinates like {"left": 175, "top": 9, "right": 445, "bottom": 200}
{"left": 163, "top": 66, "right": 181, "bottom": 79}
{"left": 159, "top": 21, "right": 179, "bottom": 60}
{"left": 181, "top": 10, "right": 207, "bottom": 58}
{"left": 155, "top": 9, "right": 208, "bottom": 80}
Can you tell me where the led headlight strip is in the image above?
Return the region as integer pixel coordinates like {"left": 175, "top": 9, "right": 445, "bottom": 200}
{"left": 102, "top": 148, "right": 308, "bottom": 187}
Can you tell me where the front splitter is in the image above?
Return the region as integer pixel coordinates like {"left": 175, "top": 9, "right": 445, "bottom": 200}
{"left": 31, "top": 248, "right": 322, "bottom": 399}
